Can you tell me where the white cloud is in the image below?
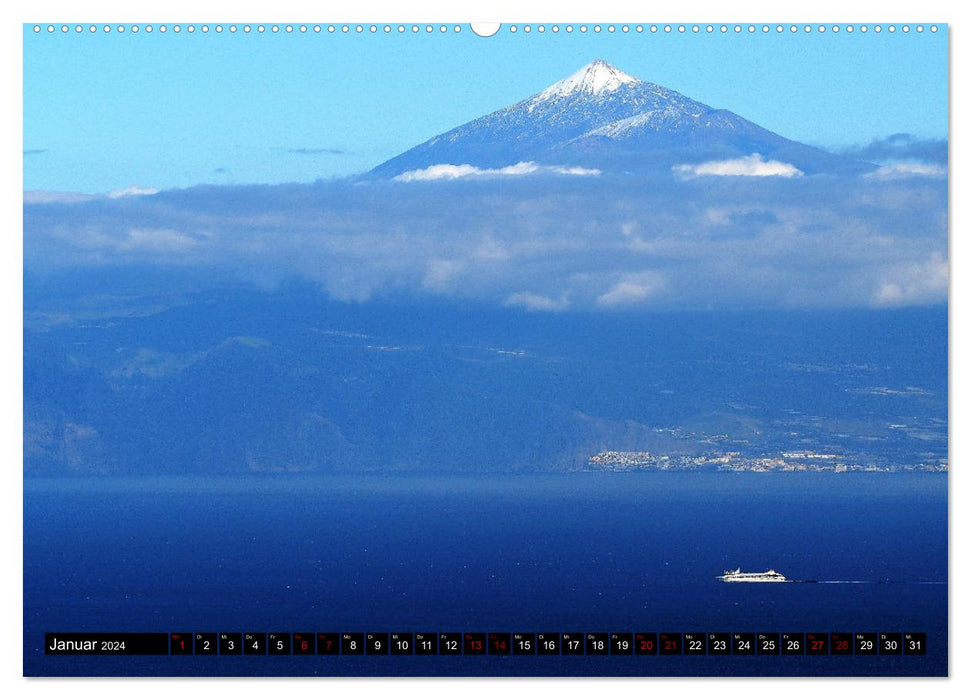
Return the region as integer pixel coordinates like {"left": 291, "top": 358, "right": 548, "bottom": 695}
{"left": 396, "top": 164, "right": 480, "bottom": 181}
{"left": 23, "top": 191, "right": 94, "bottom": 205}
{"left": 874, "top": 253, "right": 948, "bottom": 307}
{"left": 107, "top": 186, "right": 160, "bottom": 198}
{"left": 503, "top": 292, "right": 569, "bottom": 312}
{"left": 596, "top": 272, "right": 665, "bottom": 308}
{"left": 393, "top": 161, "right": 600, "bottom": 182}
{"left": 673, "top": 153, "right": 803, "bottom": 179}
{"left": 550, "top": 165, "right": 602, "bottom": 176}
{"left": 865, "top": 162, "right": 948, "bottom": 181}
{"left": 118, "top": 228, "right": 201, "bottom": 253}
{"left": 26, "top": 187, "right": 160, "bottom": 204}
{"left": 422, "top": 258, "right": 465, "bottom": 291}
{"left": 474, "top": 236, "right": 511, "bottom": 262}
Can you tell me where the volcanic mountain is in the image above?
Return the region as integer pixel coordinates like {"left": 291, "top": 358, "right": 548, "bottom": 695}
{"left": 370, "top": 59, "right": 866, "bottom": 179}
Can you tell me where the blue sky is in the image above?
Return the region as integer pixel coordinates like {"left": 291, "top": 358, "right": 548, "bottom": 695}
{"left": 23, "top": 23, "right": 947, "bottom": 193}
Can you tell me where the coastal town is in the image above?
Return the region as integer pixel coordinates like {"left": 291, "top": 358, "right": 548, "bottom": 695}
{"left": 587, "top": 450, "right": 948, "bottom": 473}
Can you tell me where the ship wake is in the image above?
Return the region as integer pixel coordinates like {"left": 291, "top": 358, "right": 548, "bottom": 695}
{"left": 788, "top": 579, "right": 946, "bottom": 585}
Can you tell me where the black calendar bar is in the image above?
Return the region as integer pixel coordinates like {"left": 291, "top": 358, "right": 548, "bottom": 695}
{"left": 44, "top": 631, "right": 927, "bottom": 656}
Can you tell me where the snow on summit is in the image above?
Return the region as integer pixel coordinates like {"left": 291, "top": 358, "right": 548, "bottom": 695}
{"left": 533, "top": 59, "right": 640, "bottom": 100}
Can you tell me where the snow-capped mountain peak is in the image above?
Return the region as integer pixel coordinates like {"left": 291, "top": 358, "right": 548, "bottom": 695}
{"left": 368, "top": 59, "right": 866, "bottom": 179}
{"left": 534, "top": 59, "right": 641, "bottom": 100}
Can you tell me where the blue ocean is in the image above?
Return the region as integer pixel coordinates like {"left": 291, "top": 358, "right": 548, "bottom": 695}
{"left": 23, "top": 472, "right": 946, "bottom": 676}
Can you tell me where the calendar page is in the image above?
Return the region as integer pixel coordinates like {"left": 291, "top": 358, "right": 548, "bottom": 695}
{"left": 23, "top": 20, "right": 948, "bottom": 677}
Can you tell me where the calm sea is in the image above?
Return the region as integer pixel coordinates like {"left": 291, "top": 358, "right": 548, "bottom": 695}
{"left": 23, "top": 472, "right": 947, "bottom": 676}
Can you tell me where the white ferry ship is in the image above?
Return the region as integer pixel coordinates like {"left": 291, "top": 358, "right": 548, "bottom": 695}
{"left": 717, "top": 568, "right": 789, "bottom": 583}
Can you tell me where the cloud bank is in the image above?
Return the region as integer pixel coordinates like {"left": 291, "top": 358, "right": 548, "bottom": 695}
{"left": 107, "top": 186, "right": 160, "bottom": 199}
{"left": 841, "top": 133, "right": 948, "bottom": 165}
{"left": 866, "top": 162, "right": 948, "bottom": 181}
{"left": 394, "top": 161, "right": 601, "bottom": 182}
{"left": 596, "top": 272, "right": 665, "bottom": 308}
{"left": 841, "top": 134, "right": 948, "bottom": 184}
{"left": 23, "top": 169, "right": 947, "bottom": 311}
{"left": 504, "top": 292, "right": 569, "bottom": 312}
{"left": 874, "top": 253, "right": 948, "bottom": 307}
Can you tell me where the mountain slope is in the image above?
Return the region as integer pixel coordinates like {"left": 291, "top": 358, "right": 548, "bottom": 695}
{"left": 370, "top": 59, "right": 867, "bottom": 178}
